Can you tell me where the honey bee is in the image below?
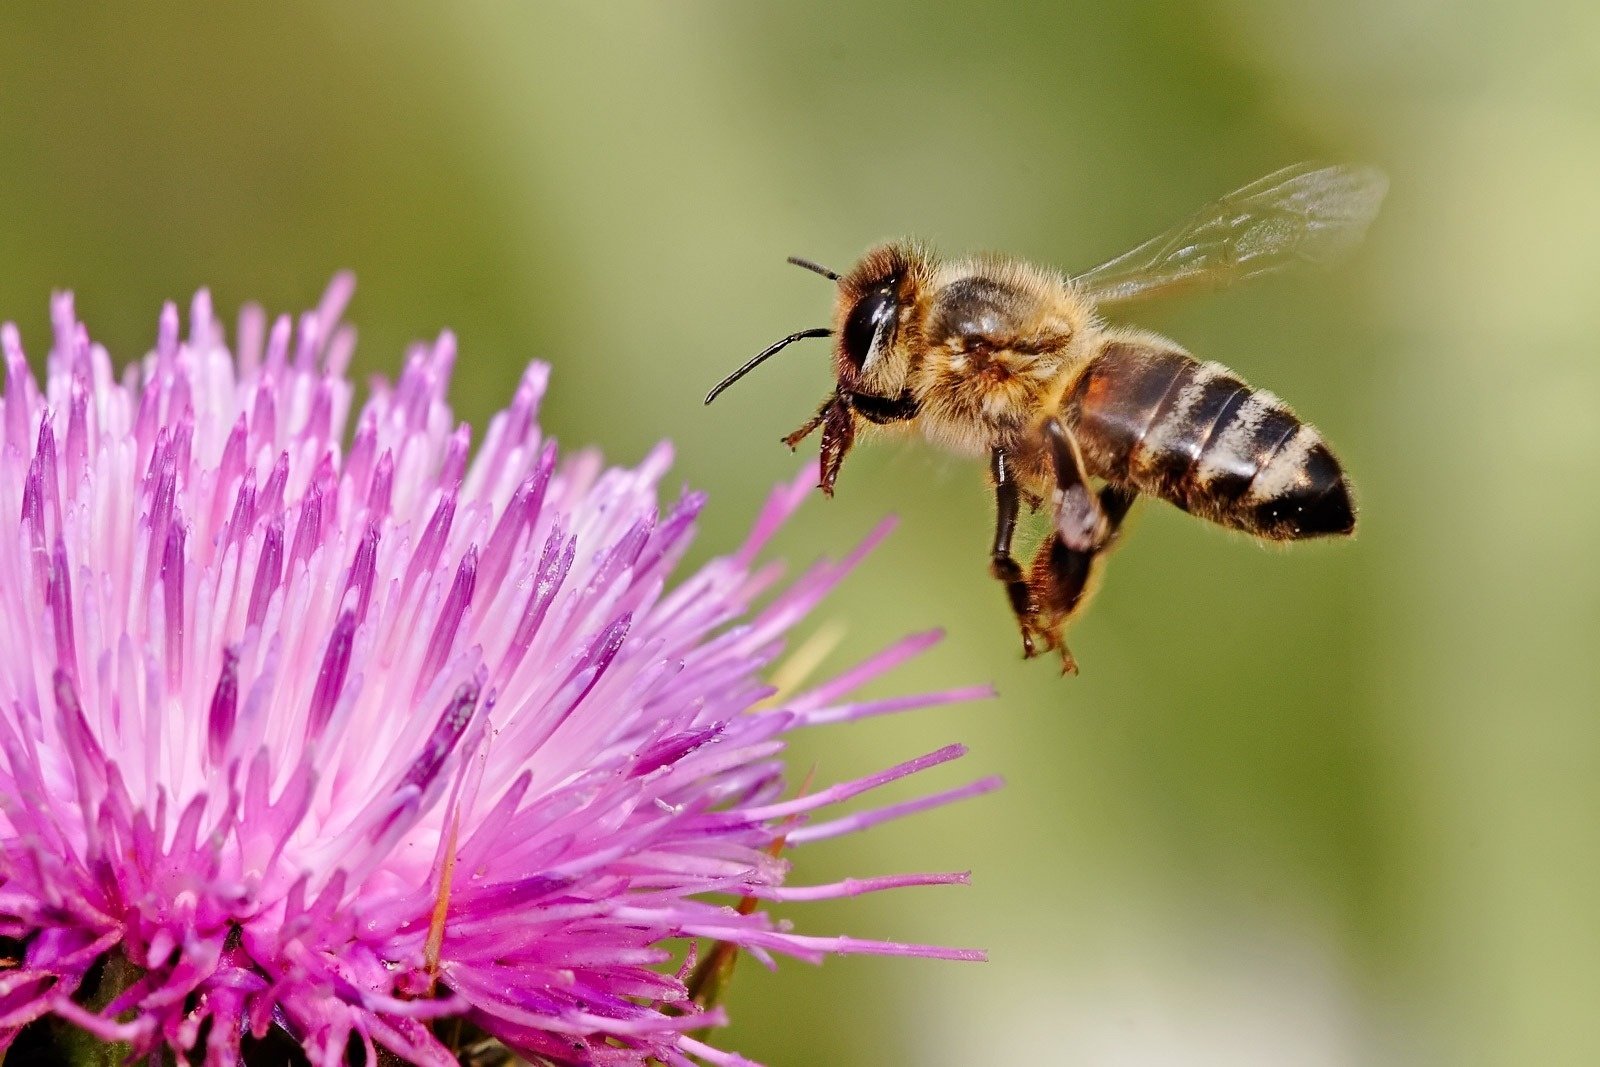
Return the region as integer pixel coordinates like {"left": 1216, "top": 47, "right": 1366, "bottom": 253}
{"left": 706, "top": 163, "right": 1388, "bottom": 673}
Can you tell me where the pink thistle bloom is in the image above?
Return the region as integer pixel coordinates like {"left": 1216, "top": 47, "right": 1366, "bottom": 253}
{"left": 0, "top": 276, "right": 998, "bottom": 1066}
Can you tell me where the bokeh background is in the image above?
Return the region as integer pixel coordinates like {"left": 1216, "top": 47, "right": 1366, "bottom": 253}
{"left": 2, "top": 3, "right": 1596, "bottom": 1064}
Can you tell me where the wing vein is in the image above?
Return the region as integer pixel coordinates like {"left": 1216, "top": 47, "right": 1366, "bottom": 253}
{"left": 1073, "top": 162, "right": 1388, "bottom": 308}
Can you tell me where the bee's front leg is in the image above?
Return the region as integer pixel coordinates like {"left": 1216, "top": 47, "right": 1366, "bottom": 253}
{"left": 784, "top": 393, "right": 857, "bottom": 497}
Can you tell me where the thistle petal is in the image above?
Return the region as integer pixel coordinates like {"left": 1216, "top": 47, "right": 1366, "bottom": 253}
{"left": 0, "top": 279, "right": 995, "bottom": 1066}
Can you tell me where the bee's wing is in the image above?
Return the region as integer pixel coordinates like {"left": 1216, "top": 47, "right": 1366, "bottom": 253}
{"left": 1073, "top": 163, "right": 1388, "bottom": 308}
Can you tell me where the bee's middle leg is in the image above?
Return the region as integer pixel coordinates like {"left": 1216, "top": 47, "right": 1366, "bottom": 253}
{"left": 988, "top": 446, "right": 1044, "bottom": 658}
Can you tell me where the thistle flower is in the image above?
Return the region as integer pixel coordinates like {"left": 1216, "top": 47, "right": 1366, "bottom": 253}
{"left": 0, "top": 276, "right": 998, "bottom": 1066}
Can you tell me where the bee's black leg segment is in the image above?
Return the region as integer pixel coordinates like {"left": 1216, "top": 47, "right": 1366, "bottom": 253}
{"left": 988, "top": 447, "right": 1039, "bottom": 658}
{"left": 1042, "top": 416, "right": 1111, "bottom": 552}
{"left": 1098, "top": 483, "right": 1138, "bottom": 532}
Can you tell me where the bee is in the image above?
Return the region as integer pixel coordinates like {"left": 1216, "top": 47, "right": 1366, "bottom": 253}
{"left": 705, "top": 163, "right": 1388, "bottom": 673}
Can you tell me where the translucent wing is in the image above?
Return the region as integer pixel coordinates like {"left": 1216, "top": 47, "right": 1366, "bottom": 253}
{"left": 1073, "top": 162, "right": 1388, "bottom": 308}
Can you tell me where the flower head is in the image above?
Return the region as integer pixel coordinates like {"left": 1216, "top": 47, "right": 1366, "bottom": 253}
{"left": 0, "top": 277, "right": 996, "bottom": 1066}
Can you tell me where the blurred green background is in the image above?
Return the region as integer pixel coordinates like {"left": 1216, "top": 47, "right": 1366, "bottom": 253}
{"left": 2, "top": 2, "right": 1596, "bottom": 1064}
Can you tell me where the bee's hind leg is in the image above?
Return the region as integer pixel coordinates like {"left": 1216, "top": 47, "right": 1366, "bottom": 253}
{"left": 1025, "top": 486, "right": 1135, "bottom": 674}
{"left": 1042, "top": 417, "right": 1111, "bottom": 552}
{"left": 1026, "top": 418, "right": 1138, "bottom": 674}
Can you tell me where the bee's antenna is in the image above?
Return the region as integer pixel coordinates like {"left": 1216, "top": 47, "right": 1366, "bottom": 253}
{"left": 787, "top": 256, "right": 840, "bottom": 281}
{"left": 705, "top": 328, "right": 832, "bottom": 405}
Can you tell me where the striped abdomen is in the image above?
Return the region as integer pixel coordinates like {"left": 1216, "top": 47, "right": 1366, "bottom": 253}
{"left": 1062, "top": 339, "right": 1354, "bottom": 540}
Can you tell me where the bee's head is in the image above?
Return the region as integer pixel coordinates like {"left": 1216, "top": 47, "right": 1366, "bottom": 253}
{"left": 703, "top": 242, "right": 931, "bottom": 407}
{"left": 828, "top": 241, "right": 928, "bottom": 397}
{"left": 703, "top": 242, "right": 930, "bottom": 496}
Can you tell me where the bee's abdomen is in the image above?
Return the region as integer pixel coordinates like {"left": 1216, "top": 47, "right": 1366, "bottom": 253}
{"left": 1064, "top": 340, "right": 1354, "bottom": 540}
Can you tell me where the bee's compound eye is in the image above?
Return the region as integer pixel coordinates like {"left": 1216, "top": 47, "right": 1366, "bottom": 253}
{"left": 842, "top": 283, "right": 898, "bottom": 370}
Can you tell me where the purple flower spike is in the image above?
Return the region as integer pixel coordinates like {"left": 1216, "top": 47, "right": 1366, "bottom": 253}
{"left": 0, "top": 280, "right": 996, "bottom": 1066}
